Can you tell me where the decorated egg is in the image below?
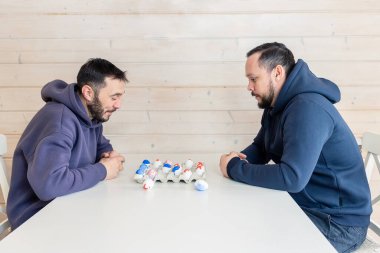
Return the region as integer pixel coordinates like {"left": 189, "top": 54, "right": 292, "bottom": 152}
{"left": 194, "top": 179, "right": 208, "bottom": 191}
{"left": 162, "top": 160, "right": 173, "bottom": 174}
{"left": 182, "top": 169, "right": 192, "bottom": 181}
{"left": 153, "top": 159, "right": 162, "bottom": 169}
{"left": 172, "top": 163, "right": 182, "bottom": 176}
{"left": 143, "top": 178, "right": 155, "bottom": 190}
{"left": 184, "top": 159, "right": 194, "bottom": 169}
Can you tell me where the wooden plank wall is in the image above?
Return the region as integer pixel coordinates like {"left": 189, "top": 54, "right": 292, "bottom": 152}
{"left": 0, "top": 0, "right": 380, "bottom": 179}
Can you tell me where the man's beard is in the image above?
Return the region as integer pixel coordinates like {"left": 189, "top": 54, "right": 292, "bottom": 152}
{"left": 87, "top": 95, "right": 112, "bottom": 122}
{"left": 252, "top": 81, "right": 275, "bottom": 109}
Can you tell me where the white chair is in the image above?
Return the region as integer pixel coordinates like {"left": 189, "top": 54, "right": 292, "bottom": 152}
{"left": 0, "top": 134, "right": 11, "bottom": 240}
{"left": 355, "top": 132, "right": 380, "bottom": 252}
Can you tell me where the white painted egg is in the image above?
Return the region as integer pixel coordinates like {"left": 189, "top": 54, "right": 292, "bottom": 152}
{"left": 194, "top": 179, "right": 208, "bottom": 191}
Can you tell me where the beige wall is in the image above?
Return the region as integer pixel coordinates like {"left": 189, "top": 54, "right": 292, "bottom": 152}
{"left": 1, "top": 0, "right": 380, "bottom": 178}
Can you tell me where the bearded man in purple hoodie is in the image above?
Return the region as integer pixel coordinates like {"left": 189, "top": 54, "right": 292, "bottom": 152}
{"left": 7, "top": 58, "right": 127, "bottom": 230}
{"left": 219, "top": 43, "right": 371, "bottom": 253}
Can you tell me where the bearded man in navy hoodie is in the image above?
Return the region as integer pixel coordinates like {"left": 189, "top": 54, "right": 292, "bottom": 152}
{"left": 219, "top": 42, "right": 371, "bottom": 252}
{"left": 7, "top": 58, "right": 127, "bottom": 230}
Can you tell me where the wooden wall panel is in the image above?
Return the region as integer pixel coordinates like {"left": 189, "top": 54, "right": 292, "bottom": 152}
{"left": 0, "top": 86, "right": 379, "bottom": 112}
{"left": 1, "top": 14, "right": 380, "bottom": 39}
{"left": 0, "top": 37, "right": 377, "bottom": 64}
{"left": 0, "top": 0, "right": 379, "bottom": 165}
{"left": 1, "top": 37, "right": 380, "bottom": 65}
{"left": 0, "top": 61, "right": 379, "bottom": 87}
{"left": 0, "top": 39, "right": 110, "bottom": 51}
{"left": 2, "top": 0, "right": 380, "bottom": 13}
{"left": 3, "top": 0, "right": 380, "bottom": 14}
{"left": 3, "top": 134, "right": 254, "bottom": 157}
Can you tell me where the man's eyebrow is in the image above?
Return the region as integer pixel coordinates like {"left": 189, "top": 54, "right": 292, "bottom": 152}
{"left": 110, "top": 92, "right": 125, "bottom": 97}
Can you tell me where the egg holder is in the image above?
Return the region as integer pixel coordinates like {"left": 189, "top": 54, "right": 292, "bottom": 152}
{"left": 133, "top": 160, "right": 206, "bottom": 185}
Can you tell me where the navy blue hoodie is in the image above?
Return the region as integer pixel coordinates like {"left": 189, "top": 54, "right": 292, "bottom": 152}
{"left": 227, "top": 60, "right": 372, "bottom": 227}
{"left": 7, "top": 80, "right": 112, "bottom": 229}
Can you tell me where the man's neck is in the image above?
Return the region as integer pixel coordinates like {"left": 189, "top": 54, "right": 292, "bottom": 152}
{"left": 79, "top": 95, "right": 93, "bottom": 120}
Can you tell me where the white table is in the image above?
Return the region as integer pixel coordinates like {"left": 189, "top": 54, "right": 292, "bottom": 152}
{"left": 0, "top": 155, "right": 336, "bottom": 253}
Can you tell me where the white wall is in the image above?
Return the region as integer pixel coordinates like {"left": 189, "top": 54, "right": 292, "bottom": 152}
{"left": 1, "top": 0, "right": 380, "bottom": 178}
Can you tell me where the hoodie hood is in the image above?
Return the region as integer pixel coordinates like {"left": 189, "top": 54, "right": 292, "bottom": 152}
{"left": 41, "top": 80, "right": 100, "bottom": 127}
{"left": 272, "top": 59, "right": 341, "bottom": 114}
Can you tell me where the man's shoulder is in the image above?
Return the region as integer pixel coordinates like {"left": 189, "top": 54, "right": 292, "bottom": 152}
{"left": 30, "top": 102, "right": 83, "bottom": 135}
{"left": 17, "top": 103, "right": 80, "bottom": 152}
{"left": 285, "top": 93, "right": 336, "bottom": 112}
{"left": 40, "top": 102, "right": 79, "bottom": 120}
{"left": 282, "top": 93, "right": 339, "bottom": 126}
{"left": 290, "top": 92, "right": 327, "bottom": 103}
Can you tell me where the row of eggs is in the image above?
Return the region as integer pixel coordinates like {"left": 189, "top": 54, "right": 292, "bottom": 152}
{"left": 134, "top": 159, "right": 208, "bottom": 191}
{"left": 135, "top": 159, "right": 206, "bottom": 177}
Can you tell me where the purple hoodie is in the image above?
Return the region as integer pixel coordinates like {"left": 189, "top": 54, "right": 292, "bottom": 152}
{"left": 7, "top": 80, "right": 112, "bottom": 229}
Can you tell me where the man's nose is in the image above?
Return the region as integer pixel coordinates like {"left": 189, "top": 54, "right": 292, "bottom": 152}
{"left": 114, "top": 99, "right": 122, "bottom": 109}
{"left": 247, "top": 81, "right": 254, "bottom": 92}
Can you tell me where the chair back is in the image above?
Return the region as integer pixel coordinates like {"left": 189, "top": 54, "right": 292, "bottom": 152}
{"left": 362, "top": 132, "right": 380, "bottom": 236}
{"left": 0, "top": 134, "right": 9, "bottom": 203}
{"left": 0, "top": 134, "right": 10, "bottom": 239}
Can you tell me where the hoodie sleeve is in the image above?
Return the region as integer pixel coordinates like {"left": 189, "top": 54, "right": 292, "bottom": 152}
{"left": 227, "top": 99, "right": 334, "bottom": 192}
{"left": 240, "top": 110, "right": 270, "bottom": 164}
{"left": 241, "top": 127, "right": 269, "bottom": 165}
{"left": 27, "top": 132, "right": 107, "bottom": 201}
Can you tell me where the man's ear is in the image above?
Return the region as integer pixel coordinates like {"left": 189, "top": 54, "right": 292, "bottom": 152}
{"left": 273, "top": 65, "right": 285, "bottom": 82}
{"left": 81, "top": 85, "right": 95, "bottom": 101}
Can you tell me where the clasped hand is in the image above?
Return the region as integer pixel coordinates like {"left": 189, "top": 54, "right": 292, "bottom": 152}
{"left": 219, "top": 151, "right": 246, "bottom": 178}
{"left": 100, "top": 151, "right": 125, "bottom": 180}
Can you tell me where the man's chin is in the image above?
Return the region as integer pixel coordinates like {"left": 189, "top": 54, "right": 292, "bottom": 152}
{"left": 257, "top": 102, "right": 272, "bottom": 109}
{"left": 257, "top": 100, "right": 267, "bottom": 109}
{"left": 96, "top": 114, "right": 111, "bottom": 123}
{"left": 254, "top": 98, "right": 263, "bottom": 108}
{"left": 103, "top": 111, "right": 115, "bottom": 120}
{"left": 101, "top": 115, "right": 111, "bottom": 122}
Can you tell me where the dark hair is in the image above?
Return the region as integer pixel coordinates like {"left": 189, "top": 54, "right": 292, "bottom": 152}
{"left": 76, "top": 58, "right": 128, "bottom": 94}
{"left": 246, "top": 42, "right": 295, "bottom": 77}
